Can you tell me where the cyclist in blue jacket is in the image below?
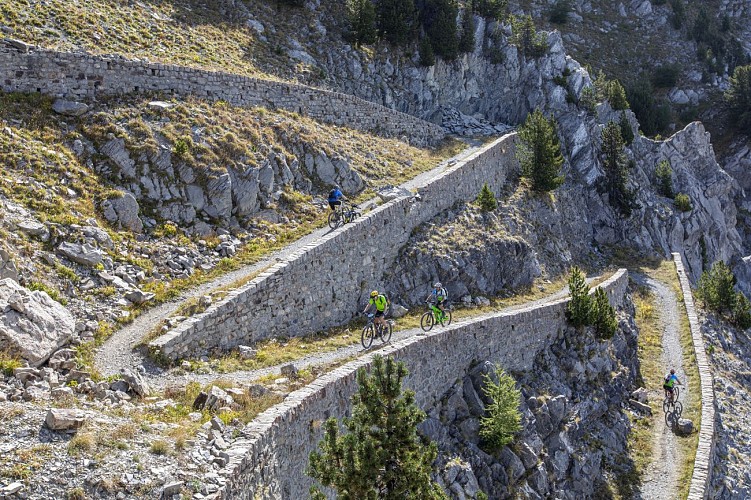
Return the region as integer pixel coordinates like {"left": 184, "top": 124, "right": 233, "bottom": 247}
{"left": 426, "top": 282, "right": 448, "bottom": 320}
{"left": 328, "top": 185, "right": 345, "bottom": 211}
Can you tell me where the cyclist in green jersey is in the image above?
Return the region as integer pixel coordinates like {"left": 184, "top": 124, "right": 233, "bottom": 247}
{"left": 363, "top": 290, "right": 389, "bottom": 329}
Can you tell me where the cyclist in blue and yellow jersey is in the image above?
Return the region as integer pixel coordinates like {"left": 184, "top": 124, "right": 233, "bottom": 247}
{"left": 663, "top": 369, "right": 682, "bottom": 399}
{"left": 426, "top": 282, "right": 448, "bottom": 320}
{"left": 363, "top": 290, "right": 389, "bottom": 329}
{"left": 327, "top": 184, "right": 345, "bottom": 211}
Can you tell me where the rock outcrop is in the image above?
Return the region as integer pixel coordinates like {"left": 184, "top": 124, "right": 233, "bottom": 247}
{"left": 0, "top": 278, "right": 75, "bottom": 366}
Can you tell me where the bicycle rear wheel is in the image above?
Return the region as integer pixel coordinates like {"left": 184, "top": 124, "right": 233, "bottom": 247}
{"left": 441, "top": 310, "right": 452, "bottom": 326}
{"left": 327, "top": 211, "right": 342, "bottom": 229}
{"left": 361, "top": 324, "right": 374, "bottom": 348}
{"left": 420, "top": 311, "right": 434, "bottom": 332}
{"left": 380, "top": 321, "right": 392, "bottom": 343}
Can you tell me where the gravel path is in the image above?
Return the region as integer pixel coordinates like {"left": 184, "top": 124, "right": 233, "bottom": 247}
{"left": 147, "top": 276, "right": 574, "bottom": 390}
{"left": 636, "top": 275, "right": 686, "bottom": 500}
{"left": 95, "top": 140, "right": 486, "bottom": 377}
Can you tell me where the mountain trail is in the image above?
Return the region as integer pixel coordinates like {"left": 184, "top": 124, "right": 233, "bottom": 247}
{"left": 634, "top": 274, "right": 686, "bottom": 500}
{"left": 94, "top": 139, "right": 487, "bottom": 377}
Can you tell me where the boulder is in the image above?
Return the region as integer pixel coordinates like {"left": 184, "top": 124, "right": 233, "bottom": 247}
{"left": 162, "top": 481, "right": 184, "bottom": 497}
{"left": 119, "top": 368, "right": 151, "bottom": 397}
{"left": 48, "top": 348, "right": 77, "bottom": 370}
{"left": 631, "top": 387, "right": 649, "bottom": 404}
{"left": 676, "top": 418, "right": 694, "bottom": 435}
{"left": 16, "top": 220, "right": 49, "bottom": 240}
{"left": 376, "top": 185, "right": 412, "bottom": 202}
{"left": 238, "top": 345, "right": 257, "bottom": 360}
{"left": 389, "top": 304, "right": 408, "bottom": 318}
{"left": 125, "top": 289, "right": 155, "bottom": 305}
{"left": 45, "top": 408, "right": 86, "bottom": 432}
{"left": 280, "top": 364, "right": 299, "bottom": 379}
{"left": 0, "top": 279, "right": 75, "bottom": 366}
{"left": 101, "top": 192, "right": 143, "bottom": 233}
{"left": 499, "top": 447, "right": 525, "bottom": 483}
{"left": 195, "top": 386, "right": 234, "bottom": 412}
{"left": 57, "top": 242, "right": 103, "bottom": 267}
{"left": 628, "top": 399, "right": 652, "bottom": 415}
{"left": 52, "top": 99, "right": 89, "bottom": 117}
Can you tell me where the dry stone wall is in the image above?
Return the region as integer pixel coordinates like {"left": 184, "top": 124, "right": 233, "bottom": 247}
{"left": 674, "top": 253, "right": 716, "bottom": 500}
{"left": 210, "top": 270, "right": 629, "bottom": 499}
{"left": 0, "top": 40, "right": 444, "bottom": 146}
{"left": 150, "top": 134, "right": 519, "bottom": 360}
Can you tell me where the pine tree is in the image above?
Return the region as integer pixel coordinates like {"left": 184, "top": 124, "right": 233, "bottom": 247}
{"left": 697, "top": 261, "right": 737, "bottom": 314}
{"left": 376, "top": 0, "right": 418, "bottom": 46}
{"left": 419, "top": 37, "right": 436, "bottom": 66}
{"left": 607, "top": 80, "right": 629, "bottom": 110}
{"left": 307, "top": 356, "right": 446, "bottom": 499}
{"left": 347, "top": 0, "right": 377, "bottom": 47}
{"left": 566, "top": 266, "right": 590, "bottom": 327}
{"left": 458, "top": 7, "right": 476, "bottom": 54}
{"left": 655, "top": 159, "right": 674, "bottom": 198}
{"left": 601, "top": 121, "right": 637, "bottom": 216}
{"left": 474, "top": 0, "right": 507, "bottom": 19}
{"left": 725, "top": 64, "right": 751, "bottom": 131}
{"left": 477, "top": 182, "right": 497, "bottom": 211}
{"left": 421, "top": 0, "right": 460, "bottom": 60}
{"left": 479, "top": 367, "right": 522, "bottom": 450}
{"left": 619, "top": 112, "right": 634, "bottom": 145}
{"left": 591, "top": 287, "right": 617, "bottom": 339}
{"left": 516, "top": 109, "right": 564, "bottom": 192}
{"left": 510, "top": 15, "right": 547, "bottom": 58}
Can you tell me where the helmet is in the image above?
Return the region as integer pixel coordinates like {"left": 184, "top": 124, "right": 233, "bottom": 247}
{"left": 434, "top": 282, "right": 442, "bottom": 288}
{"left": 370, "top": 290, "right": 379, "bottom": 297}
{"left": 334, "top": 184, "right": 340, "bottom": 190}
{"left": 670, "top": 369, "right": 675, "bottom": 374}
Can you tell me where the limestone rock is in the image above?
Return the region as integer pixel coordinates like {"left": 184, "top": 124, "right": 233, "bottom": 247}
{"left": 676, "top": 418, "right": 694, "bottom": 435}
{"left": 631, "top": 387, "right": 648, "bottom": 404}
{"left": 119, "top": 368, "right": 151, "bottom": 397}
{"left": 52, "top": 99, "right": 89, "bottom": 117}
{"left": 16, "top": 220, "right": 49, "bottom": 240}
{"left": 280, "top": 364, "right": 299, "bottom": 379}
{"left": 57, "top": 242, "right": 103, "bottom": 267}
{"left": 0, "top": 278, "right": 75, "bottom": 366}
{"left": 125, "top": 289, "right": 155, "bottom": 305}
{"left": 101, "top": 192, "right": 143, "bottom": 233}
{"left": 628, "top": 399, "right": 652, "bottom": 415}
{"left": 45, "top": 408, "right": 86, "bottom": 432}
{"left": 0, "top": 246, "right": 18, "bottom": 282}
{"left": 195, "top": 386, "right": 233, "bottom": 412}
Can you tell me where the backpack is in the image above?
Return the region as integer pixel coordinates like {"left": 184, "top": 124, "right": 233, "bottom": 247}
{"left": 329, "top": 189, "right": 337, "bottom": 200}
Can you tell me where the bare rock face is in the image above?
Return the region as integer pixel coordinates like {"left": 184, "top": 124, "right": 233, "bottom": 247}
{"left": 57, "top": 242, "right": 103, "bottom": 267}
{"left": 0, "top": 278, "right": 75, "bottom": 367}
{"left": 51, "top": 99, "right": 89, "bottom": 117}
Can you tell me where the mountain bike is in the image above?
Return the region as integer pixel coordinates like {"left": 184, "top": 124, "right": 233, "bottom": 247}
{"left": 420, "top": 301, "right": 452, "bottom": 332}
{"left": 361, "top": 313, "right": 393, "bottom": 348}
{"left": 328, "top": 202, "right": 361, "bottom": 229}
{"left": 662, "top": 385, "right": 681, "bottom": 414}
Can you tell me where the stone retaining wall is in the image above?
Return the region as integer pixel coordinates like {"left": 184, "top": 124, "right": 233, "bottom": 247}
{"left": 673, "top": 253, "right": 716, "bottom": 500}
{"left": 150, "top": 133, "right": 520, "bottom": 360}
{"left": 209, "top": 269, "right": 629, "bottom": 499}
{"left": 0, "top": 40, "right": 444, "bottom": 146}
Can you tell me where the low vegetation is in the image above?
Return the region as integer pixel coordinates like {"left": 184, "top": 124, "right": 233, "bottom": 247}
{"left": 478, "top": 366, "right": 522, "bottom": 450}
{"left": 697, "top": 260, "right": 751, "bottom": 328}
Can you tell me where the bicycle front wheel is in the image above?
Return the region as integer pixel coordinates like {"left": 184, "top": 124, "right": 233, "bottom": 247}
{"left": 361, "top": 324, "right": 374, "bottom": 348}
{"left": 328, "top": 211, "right": 341, "bottom": 229}
{"left": 420, "top": 311, "right": 434, "bottom": 332}
{"left": 381, "top": 322, "right": 392, "bottom": 343}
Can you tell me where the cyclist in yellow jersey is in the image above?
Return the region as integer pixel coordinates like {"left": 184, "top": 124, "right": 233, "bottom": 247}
{"left": 363, "top": 290, "right": 389, "bottom": 329}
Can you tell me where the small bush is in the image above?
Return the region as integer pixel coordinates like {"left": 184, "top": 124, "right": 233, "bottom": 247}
{"left": 479, "top": 367, "right": 522, "bottom": 450}
{"left": 419, "top": 37, "right": 435, "bottom": 67}
{"left": 173, "top": 138, "right": 190, "bottom": 159}
{"left": 697, "top": 261, "right": 737, "bottom": 314}
{"left": 477, "top": 183, "right": 498, "bottom": 212}
{"left": 566, "top": 267, "right": 590, "bottom": 327}
{"left": 579, "top": 86, "right": 597, "bottom": 113}
{"left": 67, "top": 488, "right": 86, "bottom": 500}
{"left": 619, "top": 112, "right": 634, "bottom": 146}
{"left": 591, "top": 288, "right": 617, "bottom": 339}
{"left": 549, "top": 0, "right": 572, "bottom": 24}
{"left": 674, "top": 193, "right": 692, "bottom": 212}
{"left": 0, "top": 352, "right": 22, "bottom": 376}
{"left": 607, "top": 80, "right": 629, "bottom": 110}
{"left": 27, "top": 281, "right": 67, "bottom": 305}
{"left": 652, "top": 64, "right": 681, "bottom": 88}
{"left": 68, "top": 433, "right": 96, "bottom": 455}
{"left": 732, "top": 293, "right": 751, "bottom": 329}
{"left": 655, "top": 160, "right": 674, "bottom": 198}
{"left": 150, "top": 439, "right": 170, "bottom": 455}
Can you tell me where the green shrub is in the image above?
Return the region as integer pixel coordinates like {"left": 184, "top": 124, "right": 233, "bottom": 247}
{"left": 27, "top": 282, "right": 67, "bottom": 305}
{"left": 674, "top": 193, "right": 692, "bottom": 212}
{"left": 173, "top": 138, "right": 190, "bottom": 159}
{"left": 566, "top": 267, "right": 591, "bottom": 327}
{"left": 510, "top": 15, "right": 548, "bottom": 58}
{"left": 149, "top": 439, "right": 170, "bottom": 455}
{"left": 474, "top": 0, "right": 507, "bottom": 19}
{"left": 477, "top": 183, "right": 498, "bottom": 212}
{"left": 591, "top": 287, "right": 617, "bottom": 339}
{"left": 697, "top": 261, "right": 737, "bottom": 314}
{"left": 376, "top": 0, "right": 417, "bottom": 46}
{"left": 725, "top": 65, "right": 751, "bottom": 132}
{"left": 655, "top": 159, "right": 674, "bottom": 198}
{"left": 346, "top": 0, "right": 378, "bottom": 46}
{"left": 652, "top": 64, "right": 681, "bottom": 88}
{"left": 579, "top": 86, "right": 597, "bottom": 113}
{"left": 421, "top": 0, "right": 460, "bottom": 60}
{"left": 732, "top": 293, "right": 751, "bottom": 329}
{"left": 607, "top": 80, "right": 629, "bottom": 110}
{"left": 601, "top": 121, "right": 638, "bottom": 217}
{"left": 479, "top": 366, "right": 522, "bottom": 450}
{"left": 459, "top": 9, "right": 476, "bottom": 53}
{"left": 0, "top": 352, "right": 22, "bottom": 376}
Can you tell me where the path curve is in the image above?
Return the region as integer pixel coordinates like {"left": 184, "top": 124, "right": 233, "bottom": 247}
{"left": 95, "top": 140, "right": 485, "bottom": 377}
{"left": 635, "top": 274, "right": 686, "bottom": 500}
